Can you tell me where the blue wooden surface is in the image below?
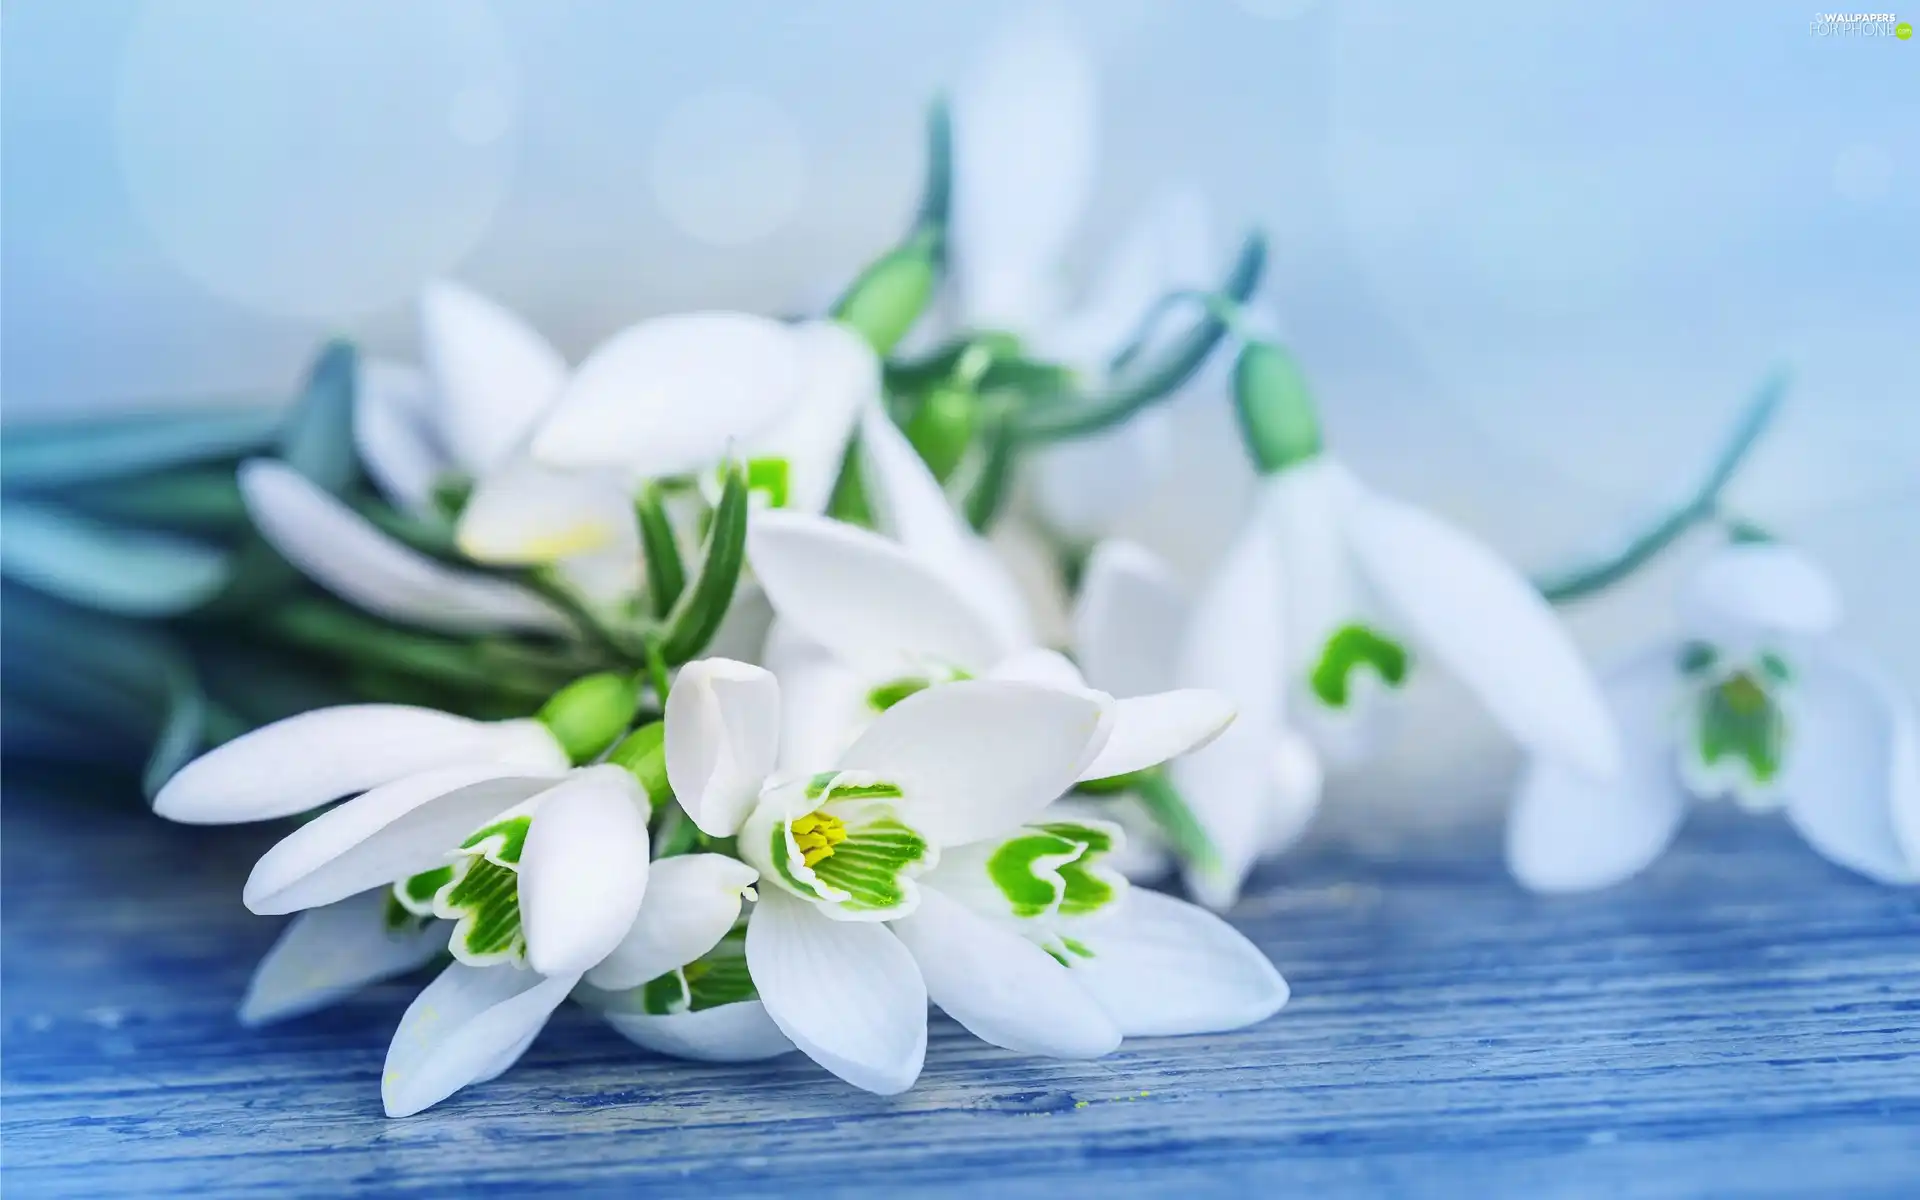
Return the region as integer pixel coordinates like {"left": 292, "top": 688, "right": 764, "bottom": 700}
{"left": 3, "top": 775, "right": 1917, "bottom": 1198}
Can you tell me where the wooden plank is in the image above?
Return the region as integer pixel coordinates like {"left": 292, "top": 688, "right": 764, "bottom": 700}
{"left": 3, "top": 780, "right": 1917, "bottom": 1197}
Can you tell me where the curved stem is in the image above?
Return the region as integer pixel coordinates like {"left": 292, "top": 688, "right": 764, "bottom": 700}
{"left": 1013, "top": 231, "right": 1268, "bottom": 444}
{"left": 1536, "top": 369, "right": 1789, "bottom": 604}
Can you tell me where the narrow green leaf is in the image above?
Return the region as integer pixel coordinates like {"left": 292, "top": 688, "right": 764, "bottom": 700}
{"left": 1, "top": 405, "right": 280, "bottom": 489}
{"left": 47, "top": 467, "right": 248, "bottom": 534}
{"left": 635, "top": 484, "right": 686, "bottom": 619}
{"left": 0, "top": 499, "right": 231, "bottom": 617}
{"left": 277, "top": 340, "right": 361, "bottom": 493}
{"left": 658, "top": 461, "right": 749, "bottom": 664}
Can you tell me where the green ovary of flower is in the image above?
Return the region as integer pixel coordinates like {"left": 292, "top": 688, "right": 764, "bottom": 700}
{"left": 1696, "top": 670, "right": 1788, "bottom": 788}
{"left": 1309, "top": 623, "right": 1411, "bottom": 709}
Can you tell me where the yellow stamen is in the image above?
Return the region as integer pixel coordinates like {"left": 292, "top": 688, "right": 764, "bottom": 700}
{"left": 790, "top": 811, "right": 849, "bottom": 867}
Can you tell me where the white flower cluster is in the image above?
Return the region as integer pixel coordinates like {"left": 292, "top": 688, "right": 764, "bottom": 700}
{"left": 147, "top": 16, "right": 1917, "bottom": 1120}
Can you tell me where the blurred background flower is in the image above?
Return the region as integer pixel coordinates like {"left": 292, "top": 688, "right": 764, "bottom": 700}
{"left": 5, "top": 0, "right": 1913, "bottom": 845}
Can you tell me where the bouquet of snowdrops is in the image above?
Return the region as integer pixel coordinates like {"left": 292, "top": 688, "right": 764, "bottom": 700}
{"left": 5, "top": 35, "right": 1913, "bottom": 1119}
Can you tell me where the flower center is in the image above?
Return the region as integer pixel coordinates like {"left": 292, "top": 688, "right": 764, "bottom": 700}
{"left": 388, "top": 813, "right": 532, "bottom": 967}
{"left": 790, "top": 811, "right": 849, "bottom": 866}
{"left": 1679, "top": 646, "right": 1794, "bottom": 810}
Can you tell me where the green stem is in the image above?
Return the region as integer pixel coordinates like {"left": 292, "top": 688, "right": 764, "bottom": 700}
{"left": 1125, "top": 768, "right": 1220, "bottom": 873}
{"left": 641, "top": 635, "right": 673, "bottom": 709}
{"left": 1536, "top": 369, "right": 1788, "bottom": 604}
{"left": 1012, "top": 231, "right": 1267, "bottom": 444}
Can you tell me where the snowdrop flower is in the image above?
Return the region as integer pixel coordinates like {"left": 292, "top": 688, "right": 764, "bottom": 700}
{"left": 665, "top": 658, "right": 1107, "bottom": 1093}
{"left": 154, "top": 675, "right": 740, "bottom": 1114}
{"left": 752, "top": 409, "right": 1234, "bottom": 783}
{"left": 944, "top": 12, "right": 1220, "bottom": 541}
{"left": 1509, "top": 541, "right": 1920, "bottom": 892}
{"left": 667, "top": 660, "right": 1284, "bottom": 1087}
{"left": 1072, "top": 538, "right": 1324, "bottom": 906}
{"left": 248, "top": 282, "right": 870, "bottom": 634}
{"left": 1183, "top": 340, "right": 1621, "bottom": 897}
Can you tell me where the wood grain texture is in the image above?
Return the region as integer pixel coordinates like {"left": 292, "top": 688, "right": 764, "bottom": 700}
{"left": 3, "top": 776, "right": 1917, "bottom": 1198}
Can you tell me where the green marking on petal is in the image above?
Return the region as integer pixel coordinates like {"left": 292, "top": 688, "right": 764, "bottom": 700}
{"left": 868, "top": 677, "right": 931, "bottom": 712}
{"left": 805, "top": 771, "right": 904, "bottom": 801}
{"left": 393, "top": 865, "right": 455, "bottom": 918}
{"left": 745, "top": 457, "right": 791, "bottom": 509}
{"left": 1058, "top": 936, "right": 1094, "bottom": 960}
{"left": 866, "top": 665, "right": 973, "bottom": 713}
{"left": 1309, "top": 623, "right": 1410, "bottom": 710}
{"left": 1679, "top": 641, "right": 1719, "bottom": 678}
{"left": 459, "top": 814, "right": 531, "bottom": 866}
{"left": 429, "top": 815, "right": 535, "bottom": 966}
{"left": 769, "top": 793, "right": 932, "bottom": 917}
{"left": 1696, "top": 669, "right": 1788, "bottom": 789}
{"left": 1759, "top": 650, "right": 1793, "bottom": 684}
{"left": 984, "top": 821, "right": 1128, "bottom": 923}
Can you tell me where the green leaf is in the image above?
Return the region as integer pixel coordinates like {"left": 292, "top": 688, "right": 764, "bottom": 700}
{"left": 658, "top": 460, "right": 749, "bottom": 663}
{"left": 0, "top": 499, "right": 230, "bottom": 617}
{"left": 48, "top": 467, "right": 248, "bottom": 535}
{"left": 1, "top": 405, "right": 280, "bottom": 489}
{"left": 277, "top": 340, "right": 362, "bottom": 493}
{"left": 0, "top": 586, "right": 214, "bottom": 796}
{"left": 635, "top": 484, "right": 686, "bottom": 619}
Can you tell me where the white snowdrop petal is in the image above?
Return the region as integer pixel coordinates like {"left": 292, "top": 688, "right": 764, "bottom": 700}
{"left": 1028, "top": 416, "right": 1172, "bottom": 544}
{"left": 1171, "top": 504, "right": 1292, "bottom": 907}
{"left": 531, "top": 312, "right": 801, "bottom": 474}
{"left": 762, "top": 623, "right": 876, "bottom": 769}
{"left": 1074, "top": 538, "right": 1188, "bottom": 699}
{"left": 519, "top": 766, "right": 654, "bottom": 977}
{"left": 244, "top": 767, "right": 562, "bottom": 915}
{"left": 419, "top": 281, "right": 568, "bottom": 477}
{"left": 949, "top": 10, "right": 1098, "bottom": 330}
{"left": 748, "top": 511, "right": 1006, "bottom": 676}
{"left": 741, "top": 321, "right": 877, "bottom": 515}
{"left": 1078, "top": 689, "right": 1236, "bottom": 783}
{"left": 156, "top": 705, "right": 565, "bottom": 825}
{"left": 239, "top": 891, "right": 445, "bottom": 1027}
{"left": 455, "top": 459, "right": 636, "bottom": 567}
{"left": 354, "top": 358, "right": 448, "bottom": 513}
{"left": 1069, "top": 889, "right": 1289, "bottom": 1037}
{"left": 840, "top": 680, "right": 1105, "bottom": 847}
{"left": 986, "top": 646, "right": 1088, "bottom": 691}
{"left": 382, "top": 961, "right": 578, "bottom": 1118}
{"left": 746, "top": 889, "right": 927, "bottom": 1095}
{"left": 1781, "top": 649, "right": 1920, "bottom": 885}
{"left": 664, "top": 658, "right": 782, "bottom": 838}
{"left": 1506, "top": 646, "right": 1691, "bottom": 894}
{"left": 1343, "top": 477, "right": 1622, "bottom": 779}
{"left": 599, "top": 1002, "right": 796, "bottom": 1063}
{"left": 238, "top": 459, "right": 569, "bottom": 636}
{"left": 583, "top": 854, "right": 758, "bottom": 992}
{"left": 857, "top": 406, "right": 1035, "bottom": 653}
{"left": 893, "top": 886, "right": 1119, "bottom": 1059}
{"left": 1679, "top": 542, "right": 1844, "bottom": 639}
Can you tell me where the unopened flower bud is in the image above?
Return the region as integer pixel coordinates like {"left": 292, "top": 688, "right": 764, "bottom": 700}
{"left": 537, "top": 672, "right": 642, "bottom": 764}
{"left": 833, "top": 235, "right": 938, "bottom": 356}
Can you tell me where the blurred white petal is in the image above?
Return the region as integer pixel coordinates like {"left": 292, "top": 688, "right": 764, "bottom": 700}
{"left": 239, "top": 891, "right": 445, "bottom": 1027}
{"left": 1782, "top": 649, "right": 1919, "bottom": 884}
{"left": 382, "top": 961, "right": 576, "bottom": 1117}
{"left": 419, "top": 281, "right": 567, "bottom": 476}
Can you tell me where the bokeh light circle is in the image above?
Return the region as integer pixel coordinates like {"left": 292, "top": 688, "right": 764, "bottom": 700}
{"left": 116, "top": 0, "right": 520, "bottom": 320}
{"left": 649, "top": 90, "right": 807, "bottom": 248}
